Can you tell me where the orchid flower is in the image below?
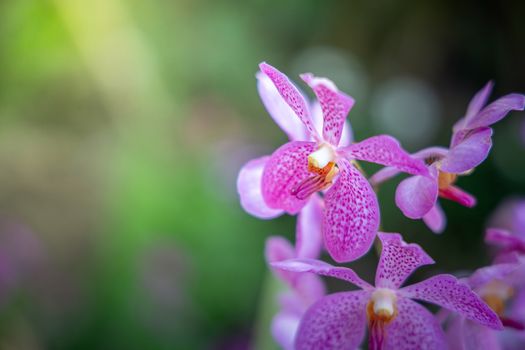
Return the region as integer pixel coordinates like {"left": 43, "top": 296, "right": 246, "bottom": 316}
{"left": 371, "top": 82, "right": 525, "bottom": 233}
{"left": 265, "top": 198, "right": 325, "bottom": 350}
{"left": 238, "top": 62, "right": 427, "bottom": 262}
{"left": 272, "top": 232, "right": 502, "bottom": 350}
{"left": 444, "top": 262, "right": 525, "bottom": 350}
{"left": 237, "top": 67, "right": 352, "bottom": 220}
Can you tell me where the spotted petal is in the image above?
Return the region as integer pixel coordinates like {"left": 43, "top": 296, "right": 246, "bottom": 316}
{"left": 295, "top": 291, "right": 368, "bottom": 350}
{"left": 395, "top": 168, "right": 439, "bottom": 219}
{"left": 310, "top": 101, "right": 354, "bottom": 146}
{"left": 383, "top": 297, "right": 447, "bottom": 350}
{"left": 464, "top": 93, "right": 525, "bottom": 130}
{"left": 296, "top": 195, "right": 324, "bottom": 259}
{"left": 256, "top": 71, "right": 309, "bottom": 141}
{"left": 375, "top": 232, "right": 434, "bottom": 289}
{"left": 400, "top": 274, "right": 503, "bottom": 330}
{"left": 301, "top": 73, "right": 355, "bottom": 146}
{"left": 323, "top": 158, "right": 379, "bottom": 263}
{"left": 271, "top": 258, "right": 372, "bottom": 290}
{"left": 440, "top": 127, "right": 493, "bottom": 174}
{"left": 237, "top": 156, "right": 284, "bottom": 219}
{"left": 340, "top": 135, "right": 427, "bottom": 175}
{"left": 261, "top": 141, "right": 316, "bottom": 214}
{"left": 259, "top": 62, "right": 320, "bottom": 140}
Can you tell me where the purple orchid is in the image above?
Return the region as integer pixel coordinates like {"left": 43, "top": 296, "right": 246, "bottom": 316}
{"left": 444, "top": 262, "right": 525, "bottom": 350}
{"left": 272, "top": 232, "right": 502, "bottom": 350}
{"left": 265, "top": 197, "right": 326, "bottom": 350}
{"left": 238, "top": 62, "right": 427, "bottom": 262}
{"left": 371, "top": 82, "right": 525, "bottom": 233}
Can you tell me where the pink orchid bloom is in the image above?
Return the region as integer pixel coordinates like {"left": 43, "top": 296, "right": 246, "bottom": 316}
{"left": 371, "top": 82, "right": 525, "bottom": 233}
{"left": 238, "top": 62, "right": 427, "bottom": 262}
{"left": 272, "top": 233, "right": 502, "bottom": 350}
{"left": 444, "top": 262, "right": 525, "bottom": 350}
{"left": 265, "top": 198, "right": 325, "bottom": 350}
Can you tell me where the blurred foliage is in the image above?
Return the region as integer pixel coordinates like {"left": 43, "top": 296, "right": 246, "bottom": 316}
{"left": 0, "top": 0, "right": 523, "bottom": 349}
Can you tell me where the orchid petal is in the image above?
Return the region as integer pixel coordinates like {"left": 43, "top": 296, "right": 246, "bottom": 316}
{"left": 508, "top": 286, "right": 525, "bottom": 322}
{"left": 311, "top": 101, "right": 354, "bottom": 146}
{"left": 489, "top": 198, "right": 525, "bottom": 238}
{"left": 296, "top": 195, "right": 324, "bottom": 259}
{"left": 445, "top": 315, "right": 501, "bottom": 350}
{"left": 340, "top": 135, "right": 427, "bottom": 175}
{"left": 395, "top": 170, "right": 439, "bottom": 219}
{"left": 259, "top": 63, "right": 320, "bottom": 140}
{"left": 369, "top": 146, "right": 447, "bottom": 186}
{"left": 301, "top": 73, "right": 355, "bottom": 146}
{"left": 375, "top": 232, "right": 434, "bottom": 289}
{"left": 485, "top": 228, "right": 525, "bottom": 251}
{"left": 295, "top": 291, "right": 368, "bottom": 350}
{"left": 464, "top": 93, "right": 525, "bottom": 130}
{"left": 340, "top": 122, "right": 353, "bottom": 147}
{"left": 271, "top": 311, "right": 301, "bottom": 350}
{"left": 423, "top": 203, "right": 447, "bottom": 234}
{"left": 450, "top": 82, "right": 494, "bottom": 146}
{"left": 466, "top": 263, "right": 520, "bottom": 290}
{"left": 256, "top": 71, "right": 309, "bottom": 141}
{"left": 412, "top": 146, "right": 449, "bottom": 162}
{"left": 461, "top": 320, "right": 501, "bottom": 350}
{"left": 323, "top": 158, "right": 379, "bottom": 262}
{"left": 464, "top": 81, "right": 495, "bottom": 124}
{"left": 439, "top": 185, "right": 476, "bottom": 208}
{"left": 445, "top": 315, "right": 466, "bottom": 350}
{"left": 271, "top": 258, "right": 373, "bottom": 290}
{"left": 294, "top": 273, "right": 326, "bottom": 305}
{"left": 383, "top": 297, "right": 447, "bottom": 350}
{"left": 310, "top": 101, "right": 324, "bottom": 140}
{"left": 400, "top": 274, "right": 503, "bottom": 330}
{"left": 265, "top": 236, "right": 295, "bottom": 263}
{"left": 266, "top": 239, "right": 326, "bottom": 302}
{"left": 261, "top": 141, "right": 317, "bottom": 214}
{"left": 265, "top": 236, "right": 297, "bottom": 286}
{"left": 440, "top": 127, "right": 493, "bottom": 173}
{"left": 237, "top": 156, "right": 284, "bottom": 219}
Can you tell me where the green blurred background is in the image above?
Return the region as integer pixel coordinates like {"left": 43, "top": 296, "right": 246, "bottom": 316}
{"left": 0, "top": 0, "right": 524, "bottom": 349}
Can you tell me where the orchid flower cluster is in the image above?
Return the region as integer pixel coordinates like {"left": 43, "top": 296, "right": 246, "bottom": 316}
{"left": 237, "top": 62, "right": 525, "bottom": 349}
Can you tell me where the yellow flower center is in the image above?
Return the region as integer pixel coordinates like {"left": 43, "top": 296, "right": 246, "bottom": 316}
{"left": 437, "top": 171, "right": 457, "bottom": 190}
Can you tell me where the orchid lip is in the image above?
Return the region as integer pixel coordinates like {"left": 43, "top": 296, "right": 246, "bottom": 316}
{"left": 291, "top": 162, "right": 339, "bottom": 200}
{"left": 367, "top": 288, "right": 398, "bottom": 350}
